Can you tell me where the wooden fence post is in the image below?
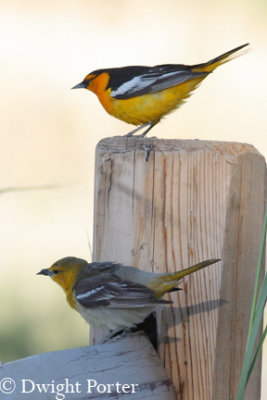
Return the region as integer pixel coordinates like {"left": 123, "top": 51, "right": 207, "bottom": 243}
{"left": 92, "top": 137, "right": 266, "bottom": 400}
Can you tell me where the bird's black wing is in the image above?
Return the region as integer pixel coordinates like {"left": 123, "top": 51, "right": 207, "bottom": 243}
{"left": 74, "top": 273, "right": 171, "bottom": 309}
{"left": 108, "top": 64, "right": 209, "bottom": 100}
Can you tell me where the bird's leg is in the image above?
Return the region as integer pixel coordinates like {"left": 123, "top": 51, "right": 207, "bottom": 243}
{"left": 110, "top": 328, "right": 135, "bottom": 341}
{"left": 137, "top": 121, "right": 158, "bottom": 137}
{"left": 125, "top": 122, "right": 152, "bottom": 137}
{"left": 98, "top": 329, "right": 124, "bottom": 344}
{"left": 98, "top": 328, "right": 133, "bottom": 344}
{"left": 98, "top": 330, "right": 118, "bottom": 344}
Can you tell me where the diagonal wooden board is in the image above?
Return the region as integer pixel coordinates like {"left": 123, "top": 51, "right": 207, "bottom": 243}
{"left": 0, "top": 333, "right": 176, "bottom": 399}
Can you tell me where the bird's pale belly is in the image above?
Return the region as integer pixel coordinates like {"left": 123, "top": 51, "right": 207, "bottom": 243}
{"left": 75, "top": 301, "right": 156, "bottom": 332}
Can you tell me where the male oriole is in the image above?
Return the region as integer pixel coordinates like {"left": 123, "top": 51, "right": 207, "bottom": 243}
{"left": 37, "top": 257, "right": 220, "bottom": 333}
{"left": 72, "top": 43, "right": 248, "bottom": 137}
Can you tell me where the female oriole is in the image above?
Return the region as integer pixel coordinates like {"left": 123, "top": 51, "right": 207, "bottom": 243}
{"left": 38, "top": 257, "right": 219, "bottom": 333}
{"left": 72, "top": 43, "right": 248, "bottom": 136}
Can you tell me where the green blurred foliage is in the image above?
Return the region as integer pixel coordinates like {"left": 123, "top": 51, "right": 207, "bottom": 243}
{"left": 0, "top": 288, "right": 88, "bottom": 363}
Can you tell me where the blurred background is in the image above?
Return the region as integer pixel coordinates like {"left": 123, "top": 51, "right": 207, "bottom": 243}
{"left": 0, "top": 0, "right": 266, "bottom": 396}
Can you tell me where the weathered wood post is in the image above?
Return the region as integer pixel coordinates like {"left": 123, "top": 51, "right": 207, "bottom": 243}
{"left": 92, "top": 137, "right": 266, "bottom": 400}
{"left": 1, "top": 334, "right": 176, "bottom": 399}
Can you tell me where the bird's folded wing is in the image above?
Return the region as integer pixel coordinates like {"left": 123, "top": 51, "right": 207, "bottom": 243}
{"left": 74, "top": 274, "right": 171, "bottom": 308}
{"left": 111, "top": 67, "right": 209, "bottom": 99}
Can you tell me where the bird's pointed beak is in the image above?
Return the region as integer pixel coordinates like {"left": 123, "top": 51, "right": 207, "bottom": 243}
{"left": 37, "top": 268, "right": 53, "bottom": 277}
{"left": 71, "top": 81, "right": 86, "bottom": 90}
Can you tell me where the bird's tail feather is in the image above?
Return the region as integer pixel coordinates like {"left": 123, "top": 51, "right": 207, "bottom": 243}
{"left": 150, "top": 258, "right": 220, "bottom": 298}
{"left": 192, "top": 43, "right": 249, "bottom": 73}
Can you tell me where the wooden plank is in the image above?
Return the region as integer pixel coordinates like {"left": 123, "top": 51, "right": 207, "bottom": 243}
{"left": 213, "top": 152, "right": 266, "bottom": 400}
{"left": 92, "top": 137, "right": 266, "bottom": 400}
{"left": 0, "top": 333, "right": 176, "bottom": 399}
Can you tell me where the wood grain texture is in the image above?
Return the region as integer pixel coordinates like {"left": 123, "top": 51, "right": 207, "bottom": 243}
{"left": 1, "top": 333, "right": 176, "bottom": 399}
{"left": 92, "top": 137, "right": 266, "bottom": 400}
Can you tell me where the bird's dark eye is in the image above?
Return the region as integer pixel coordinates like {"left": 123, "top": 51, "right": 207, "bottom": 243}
{"left": 53, "top": 270, "right": 59, "bottom": 275}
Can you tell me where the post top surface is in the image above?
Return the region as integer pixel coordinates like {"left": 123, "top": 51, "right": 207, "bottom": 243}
{"left": 96, "top": 137, "right": 263, "bottom": 160}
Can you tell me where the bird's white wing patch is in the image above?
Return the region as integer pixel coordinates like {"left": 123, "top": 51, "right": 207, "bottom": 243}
{"left": 76, "top": 285, "right": 106, "bottom": 300}
{"left": 111, "top": 75, "right": 157, "bottom": 97}
{"left": 111, "top": 70, "right": 207, "bottom": 99}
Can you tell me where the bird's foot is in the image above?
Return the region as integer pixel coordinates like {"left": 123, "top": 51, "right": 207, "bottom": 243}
{"left": 98, "top": 328, "right": 134, "bottom": 344}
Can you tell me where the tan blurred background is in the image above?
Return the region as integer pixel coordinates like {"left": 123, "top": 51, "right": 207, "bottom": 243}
{"left": 0, "top": 0, "right": 266, "bottom": 396}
